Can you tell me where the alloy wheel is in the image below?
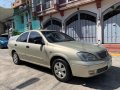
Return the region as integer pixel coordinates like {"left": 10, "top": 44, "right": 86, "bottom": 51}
{"left": 54, "top": 62, "right": 66, "bottom": 79}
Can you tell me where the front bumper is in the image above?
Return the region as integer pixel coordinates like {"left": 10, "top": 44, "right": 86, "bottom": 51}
{"left": 70, "top": 57, "right": 112, "bottom": 78}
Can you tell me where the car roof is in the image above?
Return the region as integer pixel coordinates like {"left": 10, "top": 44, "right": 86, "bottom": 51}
{"left": 26, "top": 30, "right": 56, "bottom": 32}
{"left": 20, "top": 30, "right": 57, "bottom": 35}
{"left": 40, "top": 29, "right": 56, "bottom": 31}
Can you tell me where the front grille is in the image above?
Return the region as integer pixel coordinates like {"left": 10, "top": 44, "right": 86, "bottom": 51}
{"left": 97, "top": 50, "right": 108, "bottom": 59}
{"left": 97, "top": 66, "right": 108, "bottom": 73}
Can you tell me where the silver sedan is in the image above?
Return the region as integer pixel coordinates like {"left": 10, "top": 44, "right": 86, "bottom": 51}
{"left": 8, "top": 30, "right": 112, "bottom": 82}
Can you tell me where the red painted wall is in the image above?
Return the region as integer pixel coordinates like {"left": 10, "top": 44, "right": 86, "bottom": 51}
{"left": 103, "top": 44, "right": 120, "bottom": 53}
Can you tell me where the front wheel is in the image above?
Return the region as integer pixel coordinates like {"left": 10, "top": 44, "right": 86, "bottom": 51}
{"left": 52, "top": 59, "right": 72, "bottom": 82}
{"left": 12, "top": 52, "right": 21, "bottom": 65}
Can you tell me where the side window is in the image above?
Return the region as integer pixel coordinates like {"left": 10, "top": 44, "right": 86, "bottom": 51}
{"left": 28, "top": 31, "right": 42, "bottom": 44}
{"left": 17, "top": 32, "right": 29, "bottom": 42}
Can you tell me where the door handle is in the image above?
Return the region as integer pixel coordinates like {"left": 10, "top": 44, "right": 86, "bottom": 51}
{"left": 26, "top": 46, "right": 29, "bottom": 48}
{"left": 15, "top": 44, "right": 17, "bottom": 46}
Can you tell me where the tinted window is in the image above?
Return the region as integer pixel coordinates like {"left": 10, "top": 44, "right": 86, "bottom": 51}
{"left": 17, "top": 32, "right": 29, "bottom": 42}
{"left": 28, "top": 31, "right": 41, "bottom": 44}
{"left": 42, "top": 31, "right": 75, "bottom": 43}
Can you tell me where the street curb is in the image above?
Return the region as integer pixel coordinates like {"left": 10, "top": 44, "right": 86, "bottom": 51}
{"left": 110, "top": 53, "right": 120, "bottom": 56}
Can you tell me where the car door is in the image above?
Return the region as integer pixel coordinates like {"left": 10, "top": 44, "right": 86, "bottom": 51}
{"left": 15, "top": 32, "right": 29, "bottom": 60}
{"left": 25, "top": 31, "right": 48, "bottom": 65}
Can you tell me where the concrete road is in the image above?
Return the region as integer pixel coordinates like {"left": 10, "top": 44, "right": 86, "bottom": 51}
{"left": 0, "top": 49, "right": 120, "bottom": 90}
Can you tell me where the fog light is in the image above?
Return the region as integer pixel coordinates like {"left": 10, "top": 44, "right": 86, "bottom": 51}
{"left": 89, "top": 70, "right": 96, "bottom": 75}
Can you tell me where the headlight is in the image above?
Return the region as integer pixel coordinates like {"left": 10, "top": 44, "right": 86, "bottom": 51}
{"left": 77, "top": 52, "right": 98, "bottom": 61}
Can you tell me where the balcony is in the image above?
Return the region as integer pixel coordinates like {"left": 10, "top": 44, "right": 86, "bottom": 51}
{"left": 14, "top": 4, "right": 29, "bottom": 15}
{"left": 32, "top": 0, "right": 95, "bottom": 16}
{"left": 32, "top": 0, "right": 55, "bottom": 16}
{"left": 42, "top": 0, "right": 54, "bottom": 10}
{"left": 58, "top": 0, "right": 77, "bottom": 4}
{"left": 59, "top": 0, "right": 66, "bottom": 4}
{"left": 59, "top": 0, "right": 95, "bottom": 9}
{"left": 12, "top": 0, "right": 26, "bottom": 8}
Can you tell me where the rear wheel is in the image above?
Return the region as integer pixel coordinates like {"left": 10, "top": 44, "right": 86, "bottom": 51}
{"left": 12, "top": 52, "right": 21, "bottom": 65}
{"left": 52, "top": 59, "right": 72, "bottom": 82}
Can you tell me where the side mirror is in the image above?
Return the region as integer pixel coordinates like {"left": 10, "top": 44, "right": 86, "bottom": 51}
{"left": 34, "top": 37, "right": 45, "bottom": 45}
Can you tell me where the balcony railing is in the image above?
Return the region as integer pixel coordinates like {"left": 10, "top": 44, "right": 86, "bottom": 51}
{"left": 58, "top": 0, "right": 78, "bottom": 5}
{"left": 59, "top": 0, "right": 66, "bottom": 4}
{"left": 43, "top": 0, "right": 54, "bottom": 10}
{"left": 32, "top": 0, "right": 54, "bottom": 13}
{"left": 14, "top": 4, "right": 29, "bottom": 15}
{"left": 36, "top": 4, "right": 42, "bottom": 12}
{"left": 32, "top": 0, "right": 93, "bottom": 15}
{"left": 12, "top": 0, "right": 27, "bottom": 8}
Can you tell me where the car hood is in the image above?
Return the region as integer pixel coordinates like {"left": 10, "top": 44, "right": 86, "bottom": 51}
{"left": 53, "top": 41, "right": 105, "bottom": 53}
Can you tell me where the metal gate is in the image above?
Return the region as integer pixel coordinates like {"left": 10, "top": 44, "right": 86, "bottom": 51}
{"left": 103, "top": 10, "right": 120, "bottom": 43}
{"left": 43, "top": 19, "right": 62, "bottom": 31}
{"left": 65, "top": 11, "right": 97, "bottom": 44}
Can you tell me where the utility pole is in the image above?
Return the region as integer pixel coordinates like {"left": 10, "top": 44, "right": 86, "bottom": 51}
{"left": 27, "top": 0, "right": 32, "bottom": 30}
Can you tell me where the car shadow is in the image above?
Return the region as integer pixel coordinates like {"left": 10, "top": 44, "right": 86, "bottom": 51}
{"left": 68, "top": 66, "right": 120, "bottom": 90}
{"left": 0, "top": 47, "right": 8, "bottom": 49}
{"left": 22, "top": 61, "right": 52, "bottom": 75}
{"left": 22, "top": 61, "right": 120, "bottom": 90}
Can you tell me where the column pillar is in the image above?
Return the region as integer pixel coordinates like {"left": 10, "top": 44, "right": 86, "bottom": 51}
{"left": 96, "top": 0, "right": 102, "bottom": 44}
{"left": 61, "top": 21, "right": 65, "bottom": 33}
{"left": 97, "top": 8, "right": 102, "bottom": 44}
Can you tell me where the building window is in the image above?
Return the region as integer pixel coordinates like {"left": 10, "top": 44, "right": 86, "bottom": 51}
{"left": 43, "top": 19, "right": 62, "bottom": 31}
{"left": 103, "top": 4, "right": 120, "bottom": 43}
{"left": 43, "top": 20, "right": 51, "bottom": 29}
{"left": 21, "top": 15, "right": 24, "bottom": 24}
{"left": 42, "top": 0, "right": 51, "bottom": 10}
{"left": 65, "top": 11, "right": 97, "bottom": 44}
{"left": 59, "top": 0, "right": 66, "bottom": 4}
{"left": 26, "top": 13, "right": 28, "bottom": 22}
{"left": 66, "top": 14, "right": 78, "bottom": 26}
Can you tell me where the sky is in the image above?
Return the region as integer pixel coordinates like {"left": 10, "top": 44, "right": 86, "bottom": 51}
{"left": 0, "top": 0, "right": 15, "bottom": 8}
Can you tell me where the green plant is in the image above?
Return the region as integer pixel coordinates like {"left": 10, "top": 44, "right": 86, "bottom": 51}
{"left": 12, "top": 30, "right": 21, "bottom": 36}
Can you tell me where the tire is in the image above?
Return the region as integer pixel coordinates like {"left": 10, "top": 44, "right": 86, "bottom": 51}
{"left": 12, "top": 52, "right": 21, "bottom": 65}
{"left": 52, "top": 59, "right": 72, "bottom": 82}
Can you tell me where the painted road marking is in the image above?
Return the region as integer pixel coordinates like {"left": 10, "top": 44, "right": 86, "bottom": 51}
{"left": 110, "top": 53, "right": 120, "bottom": 56}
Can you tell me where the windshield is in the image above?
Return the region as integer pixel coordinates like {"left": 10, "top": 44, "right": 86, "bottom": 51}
{"left": 42, "top": 31, "right": 75, "bottom": 43}
{"left": 0, "top": 37, "right": 8, "bottom": 41}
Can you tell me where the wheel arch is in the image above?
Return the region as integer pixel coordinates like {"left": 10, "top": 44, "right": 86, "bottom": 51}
{"left": 11, "top": 50, "right": 16, "bottom": 56}
{"left": 50, "top": 55, "right": 72, "bottom": 74}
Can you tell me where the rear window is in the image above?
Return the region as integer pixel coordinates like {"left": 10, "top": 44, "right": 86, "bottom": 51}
{"left": 9, "top": 35, "right": 19, "bottom": 41}
{"left": 17, "top": 32, "right": 29, "bottom": 42}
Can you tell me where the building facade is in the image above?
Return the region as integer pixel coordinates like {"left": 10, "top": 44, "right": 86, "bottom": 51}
{"left": 12, "top": 0, "right": 40, "bottom": 33}
{"left": 0, "top": 6, "right": 13, "bottom": 35}
{"left": 0, "top": 22, "right": 4, "bottom": 34}
{"left": 13, "top": 0, "right": 120, "bottom": 52}
{"left": 31, "top": 0, "right": 120, "bottom": 52}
